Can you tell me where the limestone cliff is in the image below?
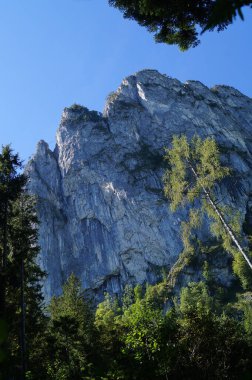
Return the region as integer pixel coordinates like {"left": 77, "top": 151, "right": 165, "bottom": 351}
{"left": 26, "top": 70, "right": 252, "bottom": 301}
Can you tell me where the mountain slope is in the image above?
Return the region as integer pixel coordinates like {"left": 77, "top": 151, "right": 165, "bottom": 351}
{"left": 26, "top": 70, "right": 252, "bottom": 301}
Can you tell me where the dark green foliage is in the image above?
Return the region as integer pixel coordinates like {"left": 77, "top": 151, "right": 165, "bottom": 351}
{"left": 204, "top": 0, "right": 252, "bottom": 31}
{"left": 109, "top": 0, "right": 252, "bottom": 50}
{"left": 44, "top": 274, "right": 96, "bottom": 380}
{"left": 0, "top": 145, "right": 27, "bottom": 319}
{"left": 5, "top": 196, "right": 45, "bottom": 379}
{"left": 175, "top": 281, "right": 252, "bottom": 379}
{"left": 0, "top": 146, "right": 45, "bottom": 380}
{"left": 0, "top": 145, "right": 26, "bottom": 203}
{"left": 0, "top": 146, "right": 26, "bottom": 378}
{"left": 0, "top": 319, "right": 7, "bottom": 365}
{"left": 67, "top": 104, "right": 102, "bottom": 122}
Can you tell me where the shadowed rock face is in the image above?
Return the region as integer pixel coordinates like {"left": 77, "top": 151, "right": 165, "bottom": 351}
{"left": 26, "top": 70, "right": 252, "bottom": 302}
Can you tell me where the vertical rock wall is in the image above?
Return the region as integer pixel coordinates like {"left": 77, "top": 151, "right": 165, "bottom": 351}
{"left": 26, "top": 70, "right": 252, "bottom": 301}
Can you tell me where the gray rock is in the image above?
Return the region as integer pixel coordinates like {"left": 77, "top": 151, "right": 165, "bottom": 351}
{"left": 26, "top": 70, "right": 252, "bottom": 302}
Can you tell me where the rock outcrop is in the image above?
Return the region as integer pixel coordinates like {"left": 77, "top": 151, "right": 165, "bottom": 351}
{"left": 26, "top": 70, "right": 252, "bottom": 302}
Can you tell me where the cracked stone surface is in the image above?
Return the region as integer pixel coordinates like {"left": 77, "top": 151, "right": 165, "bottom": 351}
{"left": 26, "top": 69, "right": 252, "bottom": 301}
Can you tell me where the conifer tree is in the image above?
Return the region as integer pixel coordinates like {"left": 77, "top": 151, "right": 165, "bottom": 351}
{"left": 163, "top": 135, "right": 252, "bottom": 287}
{"left": 0, "top": 146, "right": 26, "bottom": 379}
{"left": 0, "top": 146, "right": 45, "bottom": 380}
{"left": 45, "top": 274, "right": 95, "bottom": 380}
{"left": 6, "top": 195, "right": 45, "bottom": 380}
{"left": 109, "top": 0, "right": 252, "bottom": 50}
{"left": 0, "top": 145, "right": 26, "bottom": 319}
{"left": 176, "top": 281, "right": 251, "bottom": 379}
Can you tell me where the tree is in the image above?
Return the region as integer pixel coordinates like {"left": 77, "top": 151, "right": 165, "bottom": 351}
{"left": 163, "top": 135, "right": 252, "bottom": 288}
{"left": 45, "top": 274, "right": 95, "bottom": 380}
{"left": 117, "top": 284, "right": 177, "bottom": 380}
{"left": 176, "top": 281, "right": 252, "bottom": 379}
{"left": 122, "top": 295, "right": 163, "bottom": 363}
{"left": 0, "top": 146, "right": 45, "bottom": 380}
{"left": 94, "top": 293, "right": 125, "bottom": 378}
{"left": 109, "top": 0, "right": 252, "bottom": 50}
{"left": 6, "top": 195, "right": 45, "bottom": 380}
{"left": 234, "top": 291, "right": 252, "bottom": 342}
{"left": 0, "top": 146, "right": 26, "bottom": 379}
{"left": 0, "top": 146, "right": 26, "bottom": 319}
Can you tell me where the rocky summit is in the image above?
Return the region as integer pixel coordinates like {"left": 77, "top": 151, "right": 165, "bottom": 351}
{"left": 26, "top": 69, "right": 252, "bottom": 302}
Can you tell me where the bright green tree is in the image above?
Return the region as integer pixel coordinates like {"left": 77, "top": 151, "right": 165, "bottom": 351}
{"left": 109, "top": 0, "right": 252, "bottom": 50}
{"left": 120, "top": 284, "right": 177, "bottom": 380}
{"left": 163, "top": 135, "right": 252, "bottom": 288}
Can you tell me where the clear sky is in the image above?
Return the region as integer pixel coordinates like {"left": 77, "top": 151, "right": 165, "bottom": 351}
{"left": 0, "top": 0, "right": 252, "bottom": 162}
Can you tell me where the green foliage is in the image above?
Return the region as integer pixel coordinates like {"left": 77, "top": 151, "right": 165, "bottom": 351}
{"left": 0, "top": 145, "right": 26, "bottom": 202}
{"left": 234, "top": 292, "right": 252, "bottom": 338}
{"left": 122, "top": 297, "right": 164, "bottom": 361}
{"left": 1, "top": 146, "right": 251, "bottom": 379}
{"left": 0, "top": 146, "right": 45, "bottom": 380}
{"left": 204, "top": 0, "right": 252, "bottom": 31}
{"left": 171, "top": 281, "right": 251, "bottom": 378}
{"left": 94, "top": 293, "right": 124, "bottom": 377}
{"left": 179, "top": 281, "right": 213, "bottom": 316}
{"left": 122, "top": 284, "right": 135, "bottom": 310}
{"left": 166, "top": 208, "right": 202, "bottom": 283}
{"left": 0, "top": 319, "right": 7, "bottom": 365}
{"left": 163, "top": 135, "right": 252, "bottom": 289}
{"left": 177, "top": 309, "right": 250, "bottom": 378}
{"left": 163, "top": 135, "right": 229, "bottom": 211}
{"left": 109, "top": 0, "right": 252, "bottom": 50}
{"left": 67, "top": 104, "right": 102, "bottom": 122}
{"left": 6, "top": 195, "right": 45, "bottom": 379}
{"left": 233, "top": 250, "right": 252, "bottom": 289}
{"left": 92, "top": 280, "right": 252, "bottom": 379}
{"left": 202, "top": 260, "right": 213, "bottom": 282}
{"left": 45, "top": 274, "right": 95, "bottom": 380}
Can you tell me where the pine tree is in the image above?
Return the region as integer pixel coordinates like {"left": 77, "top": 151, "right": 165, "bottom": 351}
{"left": 0, "top": 145, "right": 26, "bottom": 319}
{"left": 0, "top": 146, "right": 26, "bottom": 380}
{"left": 0, "top": 146, "right": 45, "bottom": 380}
{"left": 109, "top": 0, "right": 251, "bottom": 50}
{"left": 6, "top": 195, "right": 45, "bottom": 380}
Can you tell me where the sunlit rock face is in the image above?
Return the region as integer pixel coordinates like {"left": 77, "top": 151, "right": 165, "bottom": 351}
{"left": 26, "top": 70, "right": 252, "bottom": 301}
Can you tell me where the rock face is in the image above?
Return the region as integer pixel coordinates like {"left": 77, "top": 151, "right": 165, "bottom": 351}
{"left": 26, "top": 70, "right": 252, "bottom": 302}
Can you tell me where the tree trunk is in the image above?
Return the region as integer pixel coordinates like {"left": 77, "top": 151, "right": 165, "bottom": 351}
{"left": 189, "top": 165, "right": 252, "bottom": 271}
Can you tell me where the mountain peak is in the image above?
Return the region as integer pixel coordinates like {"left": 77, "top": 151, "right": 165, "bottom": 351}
{"left": 27, "top": 70, "right": 252, "bottom": 302}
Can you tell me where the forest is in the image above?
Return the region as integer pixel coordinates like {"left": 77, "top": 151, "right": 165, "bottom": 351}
{"left": 1, "top": 0, "right": 252, "bottom": 379}
{"left": 0, "top": 137, "right": 252, "bottom": 380}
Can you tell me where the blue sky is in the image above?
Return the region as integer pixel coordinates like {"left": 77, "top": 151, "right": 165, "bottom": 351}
{"left": 0, "top": 0, "right": 252, "bottom": 162}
